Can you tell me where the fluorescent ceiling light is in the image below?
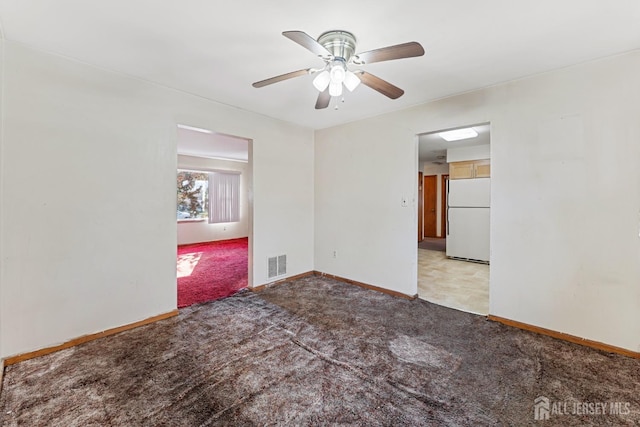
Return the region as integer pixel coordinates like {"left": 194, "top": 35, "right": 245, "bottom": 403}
{"left": 177, "top": 124, "right": 213, "bottom": 134}
{"left": 439, "top": 128, "right": 478, "bottom": 141}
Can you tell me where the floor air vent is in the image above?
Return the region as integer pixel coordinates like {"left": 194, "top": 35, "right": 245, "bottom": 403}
{"left": 267, "top": 254, "right": 287, "bottom": 279}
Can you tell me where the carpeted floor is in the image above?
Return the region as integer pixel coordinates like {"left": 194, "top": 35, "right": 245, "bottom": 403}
{"left": 418, "top": 237, "right": 446, "bottom": 252}
{"left": 177, "top": 237, "right": 248, "bottom": 308}
{"left": 1, "top": 276, "right": 638, "bottom": 426}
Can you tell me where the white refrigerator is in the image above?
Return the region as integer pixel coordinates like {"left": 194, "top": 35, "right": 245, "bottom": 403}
{"left": 446, "top": 178, "right": 490, "bottom": 262}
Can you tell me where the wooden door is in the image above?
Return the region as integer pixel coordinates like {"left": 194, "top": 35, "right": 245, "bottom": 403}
{"left": 418, "top": 172, "right": 424, "bottom": 242}
{"left": 423, "top": 175, "right": 437, "bottom": 238}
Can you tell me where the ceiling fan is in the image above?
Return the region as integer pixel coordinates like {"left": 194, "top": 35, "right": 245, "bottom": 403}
{"left": 252, "top": 30, "right": 425, "bottom": 109}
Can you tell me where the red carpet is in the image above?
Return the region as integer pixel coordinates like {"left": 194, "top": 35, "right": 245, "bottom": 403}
{"left": 177, "top": 237, "right": 248, "bottom": 308}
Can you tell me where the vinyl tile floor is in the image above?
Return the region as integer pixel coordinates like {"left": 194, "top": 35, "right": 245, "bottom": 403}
{"left": 417, "top": 249, "right": 489, "bottom": 315}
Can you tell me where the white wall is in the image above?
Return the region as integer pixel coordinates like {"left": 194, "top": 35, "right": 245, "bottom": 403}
{"left": 447, "top": 144, "right": 490, "bottom": 162}
{"left": 316, "top": 51, "right": 640, "bottom": 352}
{"left": 422, "top": 163, "right": 449, "bottom": 175}
{"left": 0, "top": 42, "right": 314, "bottom": 358}
{"left": 0, "top": 37, "right": 5, "bottom": 359}
{"left": 315, "top": 123, "right": 418, "bottom": 296}
{"left": 177, "top": 155, "right": 249, "bottom": 245}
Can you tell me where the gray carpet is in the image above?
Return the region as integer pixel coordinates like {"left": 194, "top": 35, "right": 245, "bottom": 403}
{"left": 1, "top": 276, "right": 638, "bottom": 426}
{"left": 418, "top": 238, "right": 446, "bottom": 252}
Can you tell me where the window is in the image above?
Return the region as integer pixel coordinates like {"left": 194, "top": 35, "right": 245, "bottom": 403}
{"left": 177, "top": 171, "right": 209, "bottom": 220}
{"left": 177, "top": 170, "right": 240, "bottom": 223}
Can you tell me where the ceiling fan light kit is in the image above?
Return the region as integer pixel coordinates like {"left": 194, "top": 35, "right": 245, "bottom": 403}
{"left": 312, "top": 70, "right": 331, "bottom": 92}
{"left": 329, "top": 80, "right": 343, "bottom": 97}
{"left": 252, "top": 30, "right": 425, "bottom": 109}
{"left": 343, "top": 71, "right": 361, "bottom": 92}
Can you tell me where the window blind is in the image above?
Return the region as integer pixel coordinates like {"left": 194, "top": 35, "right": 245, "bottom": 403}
{"left": 208, "top": 172, "right": 240, "bottom": 224}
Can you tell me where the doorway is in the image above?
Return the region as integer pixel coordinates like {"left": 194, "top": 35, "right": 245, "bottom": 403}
{"left": 423, "top": 175, "right": 437, "bottom": 238}
{"left": 416, "top": 123, "right": 491, "bottom": 315}
{"left": 175, "top": 124, "right": 252, "bottom": 308}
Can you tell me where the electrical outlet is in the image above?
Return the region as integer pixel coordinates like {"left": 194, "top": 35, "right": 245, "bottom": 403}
{"left": 332, "top": 250, "right": 338, "bottom": 258}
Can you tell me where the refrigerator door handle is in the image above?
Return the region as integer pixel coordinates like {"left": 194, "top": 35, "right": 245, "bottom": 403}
{"left": 446, "top": 206, "right": 449, "bottom": 236}
{"left": 446, "top": 179, "right": 450, "bottom": 236}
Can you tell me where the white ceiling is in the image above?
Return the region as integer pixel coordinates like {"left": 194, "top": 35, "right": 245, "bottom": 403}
{"left": 177, "top": 126, "right": 249, "bottom": 162}
{"left": 1, "top": 1, "right": 639, "bottom": 130}
{"left": 418, "top": 124, "right": 490, "bottom": 164}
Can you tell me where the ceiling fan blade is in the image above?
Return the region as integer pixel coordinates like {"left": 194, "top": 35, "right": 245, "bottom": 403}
{"left": 283, "top": 31, "right": 333, "bottom": 57}
{"left": 252, "top": 69, "right": 310, "bottom": 88}
{"left": 356, "top": 71, "right": 404, "bottom": 99}
{"left": 355, "top": 42, "right": 424, "bottom": 65}
{"left": 315, "top": 88, "right": 331, "bottom": 109}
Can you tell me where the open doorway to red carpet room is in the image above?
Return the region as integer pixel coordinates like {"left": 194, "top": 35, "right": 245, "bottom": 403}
{"left": 176, "top": 124, "right": 251, "bottom": 308}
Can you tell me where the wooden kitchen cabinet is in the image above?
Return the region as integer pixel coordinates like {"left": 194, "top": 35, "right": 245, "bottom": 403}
{"left": 449, "top": 159, "right": 490, "bottom": 179}
{"left": 474, "top": 160, "right": 491, "bottom": 178}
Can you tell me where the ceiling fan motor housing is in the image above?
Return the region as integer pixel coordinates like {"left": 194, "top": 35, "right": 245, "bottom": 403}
{"left": 318, "top": 30, "right": 357, "bottom": 62}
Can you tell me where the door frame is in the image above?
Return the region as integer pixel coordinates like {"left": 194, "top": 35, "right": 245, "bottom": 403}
{"left": 416, "top": 122, "right": 492, "bottom": 314}
{"left": 440, "top": 174, "right": 449, "bottom": 237}
{"left": 175, "top": 125, "right": 254, "bottom": 299}
{"left": 418, "top": 172, "right": 424, "bottom": 242}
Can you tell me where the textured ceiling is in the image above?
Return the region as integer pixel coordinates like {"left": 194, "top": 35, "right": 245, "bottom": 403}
{"left": 1, "top": 1, "right": 639, "bottom": 130}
